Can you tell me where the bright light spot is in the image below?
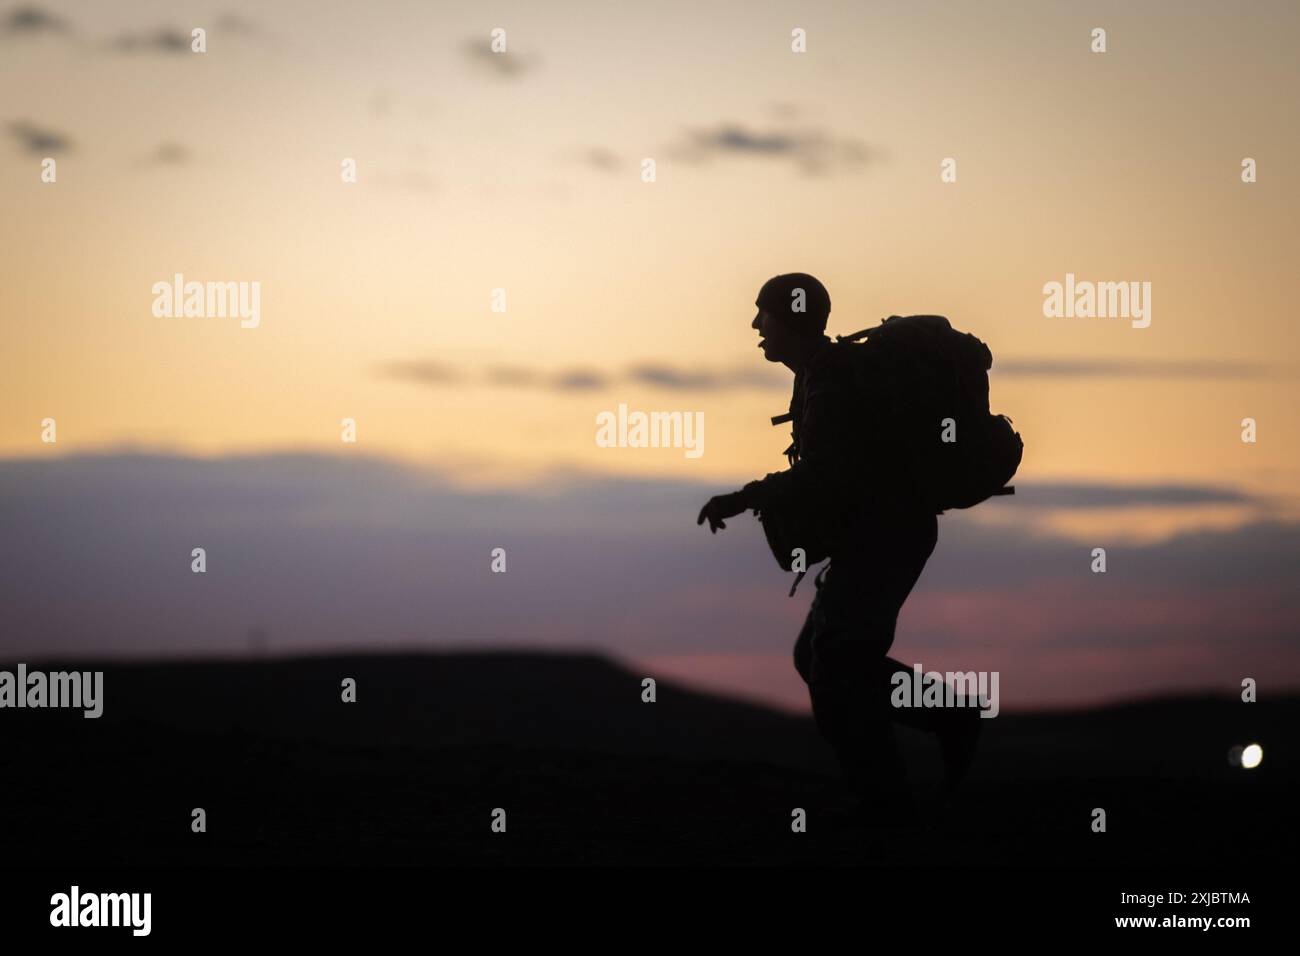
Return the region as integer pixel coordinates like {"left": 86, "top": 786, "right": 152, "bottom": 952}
{"left": 1241, "top": 744, "right": 1263, "bottom": 769}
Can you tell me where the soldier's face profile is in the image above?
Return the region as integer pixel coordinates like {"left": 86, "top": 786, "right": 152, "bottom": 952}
{"left": 752, "top": 307, "right": 792, "bottom": 364}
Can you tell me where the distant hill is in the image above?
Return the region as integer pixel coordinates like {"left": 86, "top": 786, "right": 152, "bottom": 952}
{"left": 1, "top": 652, "right": 1293, "bottom": 866}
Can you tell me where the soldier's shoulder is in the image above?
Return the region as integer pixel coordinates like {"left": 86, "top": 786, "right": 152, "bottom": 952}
{"left": 806, "top": 339, "right": 864, "bottom": 385}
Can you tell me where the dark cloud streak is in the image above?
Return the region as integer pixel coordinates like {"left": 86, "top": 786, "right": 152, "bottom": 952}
{"left": 462, "top": 38, "right": 538, "bottom": 78}
{"left": 146, "top": 142, "right": 191, "bottom": 166}
{"left": 994, "top": 358, "right": 1294, "bottom": 380}
{"left": 109, "top": 27, "right": 192, "bottom": 53}
{"left": 6, "top": 120, "right": 71, "bottom": 154}
{"left": 982, "top": 481, "right": 1271, "bottom": 510}
{"left": 381, "top": 353, "right": 1288, "bottom": 394}
{"left": 377, "top": 360, "right": 785, "bottom": 394}
{"left": 376, "top": 361, "right": 463, "bottom": 385}
{"left": 670, "top": 122, "right": 875, "bottom": 175}
{"left": 578, "top": 147, "right": 622, "bottom": 173}
{"left": 1, "top": 5, "right": 69, "bottom": 35}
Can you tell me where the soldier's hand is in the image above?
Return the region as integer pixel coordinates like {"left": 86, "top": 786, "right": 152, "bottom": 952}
{"left": 696, "top": 491, "right": 748, "bottom": 533}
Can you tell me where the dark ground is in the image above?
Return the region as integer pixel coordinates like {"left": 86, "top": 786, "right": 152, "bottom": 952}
{"left": 1, "top": 652, "right": 1293, "bottom": 866}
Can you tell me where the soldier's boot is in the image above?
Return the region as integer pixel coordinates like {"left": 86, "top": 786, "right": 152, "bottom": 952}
{"left": 812, "top": 672, "right": 919, "bottom": 827}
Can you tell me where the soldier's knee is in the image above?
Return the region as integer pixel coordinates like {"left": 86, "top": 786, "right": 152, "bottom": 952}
{"left": 810, "top": 628, "right": 877, "bottom": 679}
{"left": 793, "top": 632, "right": 812, "bottom": 684}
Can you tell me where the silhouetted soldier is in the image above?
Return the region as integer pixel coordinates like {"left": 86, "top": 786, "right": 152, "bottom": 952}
{"left": 697, "top": 274, "right": 983, "bottom": 821}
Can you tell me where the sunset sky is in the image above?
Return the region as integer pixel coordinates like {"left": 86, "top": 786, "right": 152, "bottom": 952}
{"left": 2, "top": 0, "right": 1298, "bottom": 711}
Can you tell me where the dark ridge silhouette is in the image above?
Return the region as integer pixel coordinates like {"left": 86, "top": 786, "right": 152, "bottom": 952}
{"left": 1, "top": 652, "right": 1292, "bottom": 866}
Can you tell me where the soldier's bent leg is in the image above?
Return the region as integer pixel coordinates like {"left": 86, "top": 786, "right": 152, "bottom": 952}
{"left": 808, "top": 622, "right": 910, "bottom": 805}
